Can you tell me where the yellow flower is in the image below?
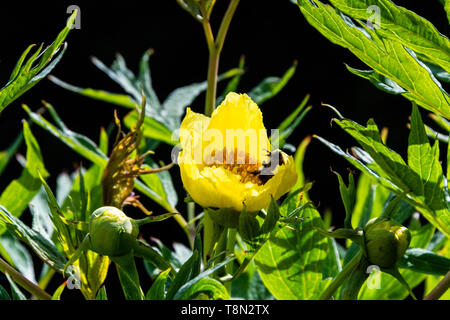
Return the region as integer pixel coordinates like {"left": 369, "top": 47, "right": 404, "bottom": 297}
{"left": 178, "top": 92, "right": 297, "bottom": 212}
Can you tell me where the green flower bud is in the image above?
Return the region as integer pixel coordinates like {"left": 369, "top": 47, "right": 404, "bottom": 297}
{"left": 89, "top": 206, "right": 139, "bottom": 257}
{"left": 364, "top": 218, "right": 411, "bottom": 269}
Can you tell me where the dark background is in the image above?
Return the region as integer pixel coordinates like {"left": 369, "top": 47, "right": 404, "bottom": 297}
{"left": 0, "top": 0, "right": 448, "bottom": 299}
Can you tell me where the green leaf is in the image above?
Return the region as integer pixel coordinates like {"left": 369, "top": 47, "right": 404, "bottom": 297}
{"left": 165, "top": 251, "right": 199, "bottom": 300}
{"left": 293, "top": 136, "right": 312, "bottom": 192}
{"left": 298, "top": 0, "right": 450, "bottom": 119}
{"left": 0, "top": 232, "right": 36, "bottom": 284}
{"left": 0, "top": 285, "right": 11, "bottom": 300}
{"left": 425, "top": 236, "right": 450, "bottom": 299}
{"left": 96, "top": 286, "right": 108, "bottom": 300}
{"left": 23, "top": 103, "right": 108, "bottom": 167}
{"left": 255, "top": 196, "right": 336, "bottom": 299}
{"left": 133, "top": 242, "right": 175, "bottom": 278}
{"left": 231, "top": 256, "right": 274, "bottom": 300}
{"left": 248, "top": 61, "right": 297, "bottom": 105}
{"left": 179, "top": 277, "right": 229, "bottom": 300}
{"left": 334, "top": 171, "right": 356, "bottom": 229}
{"left": 146, "top": 268, "right": 171, "bottom": 300}
{"left": 141, "top": 158, "right": 178, "bottom": 210}
{"left": 346, "top": 65, "right": 407, "bottom": 94}
{"left": 0, "top": 11, "right": 76, "bottom": 113}
{"left": 276, "top": 95, "right": 312, "bottom": 148}
{"left": 314, "top": 135, "right": 400, "bottom": 193}
{"left": 39, "top": 175, "right": 74, "bottom": 256}
{"left": 398, "top": 248, "right": 450, "bottom": 276}
{"left": 48, "top": 75, "right": 137, "bottom": 109}
{"left": 217, "top": 55, "right": 246, "bottom": 104}
{"left": 124, "top": 111, "right": 175, "bottom": 146}
{"left": 351, "top": 173, "right": 390, "bottom": 229}
{"left": 0, "top": 205, "right": 67, "bottom": 272}
{"left": 173, "top": 255, "right": 236, "bottom": 300}
{"left": 176, "top": 0, "right": 204, "bottom": 21}
{"left": 51, "top": 282, "right": 66, "bottom": 300}
{"left": 30, "top": 187, "right": 54, "bottom": 242}
{"left": 238, "top": 210, "right": 262, "bottom": 244}
{"left": 446, "top": 0, "right": 450, "bottom": 25}
{"left": 111, "top": 253, "right": 144, "bottom": 300}
{"left": 328, "top": 0, "right": 450, "bottom": 73}
{"left": 23, "top": 103, "right": 171, "bottom": 212}
{"left": 330, "top": 115, "right": 450, "bottom": 238}
{"left": 0, "top": 132, "right": 23, "bottom": 176}
{"left": 5, "top": 273, "right": 26, "bottom": 300}
{"left": 0, "top": 121, "right": 48, "bottom": 227}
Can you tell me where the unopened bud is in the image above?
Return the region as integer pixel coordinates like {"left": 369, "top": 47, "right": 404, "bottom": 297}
{"left": 364, "top": 218, "right": 411, "bottom": 269}
{"left": 89, "top": 206, "right": 139, "bottom": 257}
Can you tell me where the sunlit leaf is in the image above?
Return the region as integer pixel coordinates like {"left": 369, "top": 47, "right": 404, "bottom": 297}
{"left": 0, "top": 11, "right": 76, "bottom": 113}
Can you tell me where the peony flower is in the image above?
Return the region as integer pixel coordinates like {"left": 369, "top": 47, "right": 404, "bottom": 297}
{"left": 178, "top": 92, "right": 297, "bottom": 212}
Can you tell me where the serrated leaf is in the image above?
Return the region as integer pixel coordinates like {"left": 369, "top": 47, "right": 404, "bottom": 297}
{"left": 255, "top": 196, "right": 335, "bottom": 299}
{"left": 298, "top": 0, "right": 450, "bottom": 119}
{"left": 330, "top": 115, "right": 450, "bottom": 237}
{"left": 0, "top": 11, "right": 76, "bottom": 113}
{"left": 328, "top": 0, "right": 450, "bottom": 73}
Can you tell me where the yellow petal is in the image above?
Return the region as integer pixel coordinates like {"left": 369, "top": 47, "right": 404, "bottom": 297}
{"left": 178, "top": 107, "right": 210, "bottom": 165}
{"left": 207, "top": 93, "right": 270, "bottom": 164}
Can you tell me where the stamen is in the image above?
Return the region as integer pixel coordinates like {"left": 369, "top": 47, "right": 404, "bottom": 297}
{"left": 205, "top": 148, "right": 266, "bottom": 185}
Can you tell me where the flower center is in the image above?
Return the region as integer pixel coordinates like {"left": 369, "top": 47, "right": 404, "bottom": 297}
{"left": 204, "top": 148, "right": 268, "bottom": 185}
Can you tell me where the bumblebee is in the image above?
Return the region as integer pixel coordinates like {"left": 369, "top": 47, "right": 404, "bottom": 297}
{"left": 251, "top": 149, "right": 286, "bottom": 184}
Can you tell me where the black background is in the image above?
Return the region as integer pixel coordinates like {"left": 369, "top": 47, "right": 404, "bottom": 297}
{"left": 0, "top": 0, "right": 448, "bottom": 299}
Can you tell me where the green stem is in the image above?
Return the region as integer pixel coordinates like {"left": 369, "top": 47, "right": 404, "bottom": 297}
{"left": 0, "top": 257, "right": 52, "bottom": 300}
{"left": 205, "top": 50, "right": 219, "bottom": 117}
{"left": 202, "top": 0, "right": 240, "bottom": 116}
{"left": 424, "top": 270, "right": 450, "bottom": 300}
{"left": 224, "top": 228, "right": 237, "bottom": 293}
{"left": 341, "top": 258, "right": 369, "bottom": 300}
{"left": 172, "top": 208, "right": 193, "bottom": 248}
{"left": 320, "top": 250, "right": 362, "bottom": 300}
{"left": 187, "top": 202, "right": 196, "bottom": 249}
